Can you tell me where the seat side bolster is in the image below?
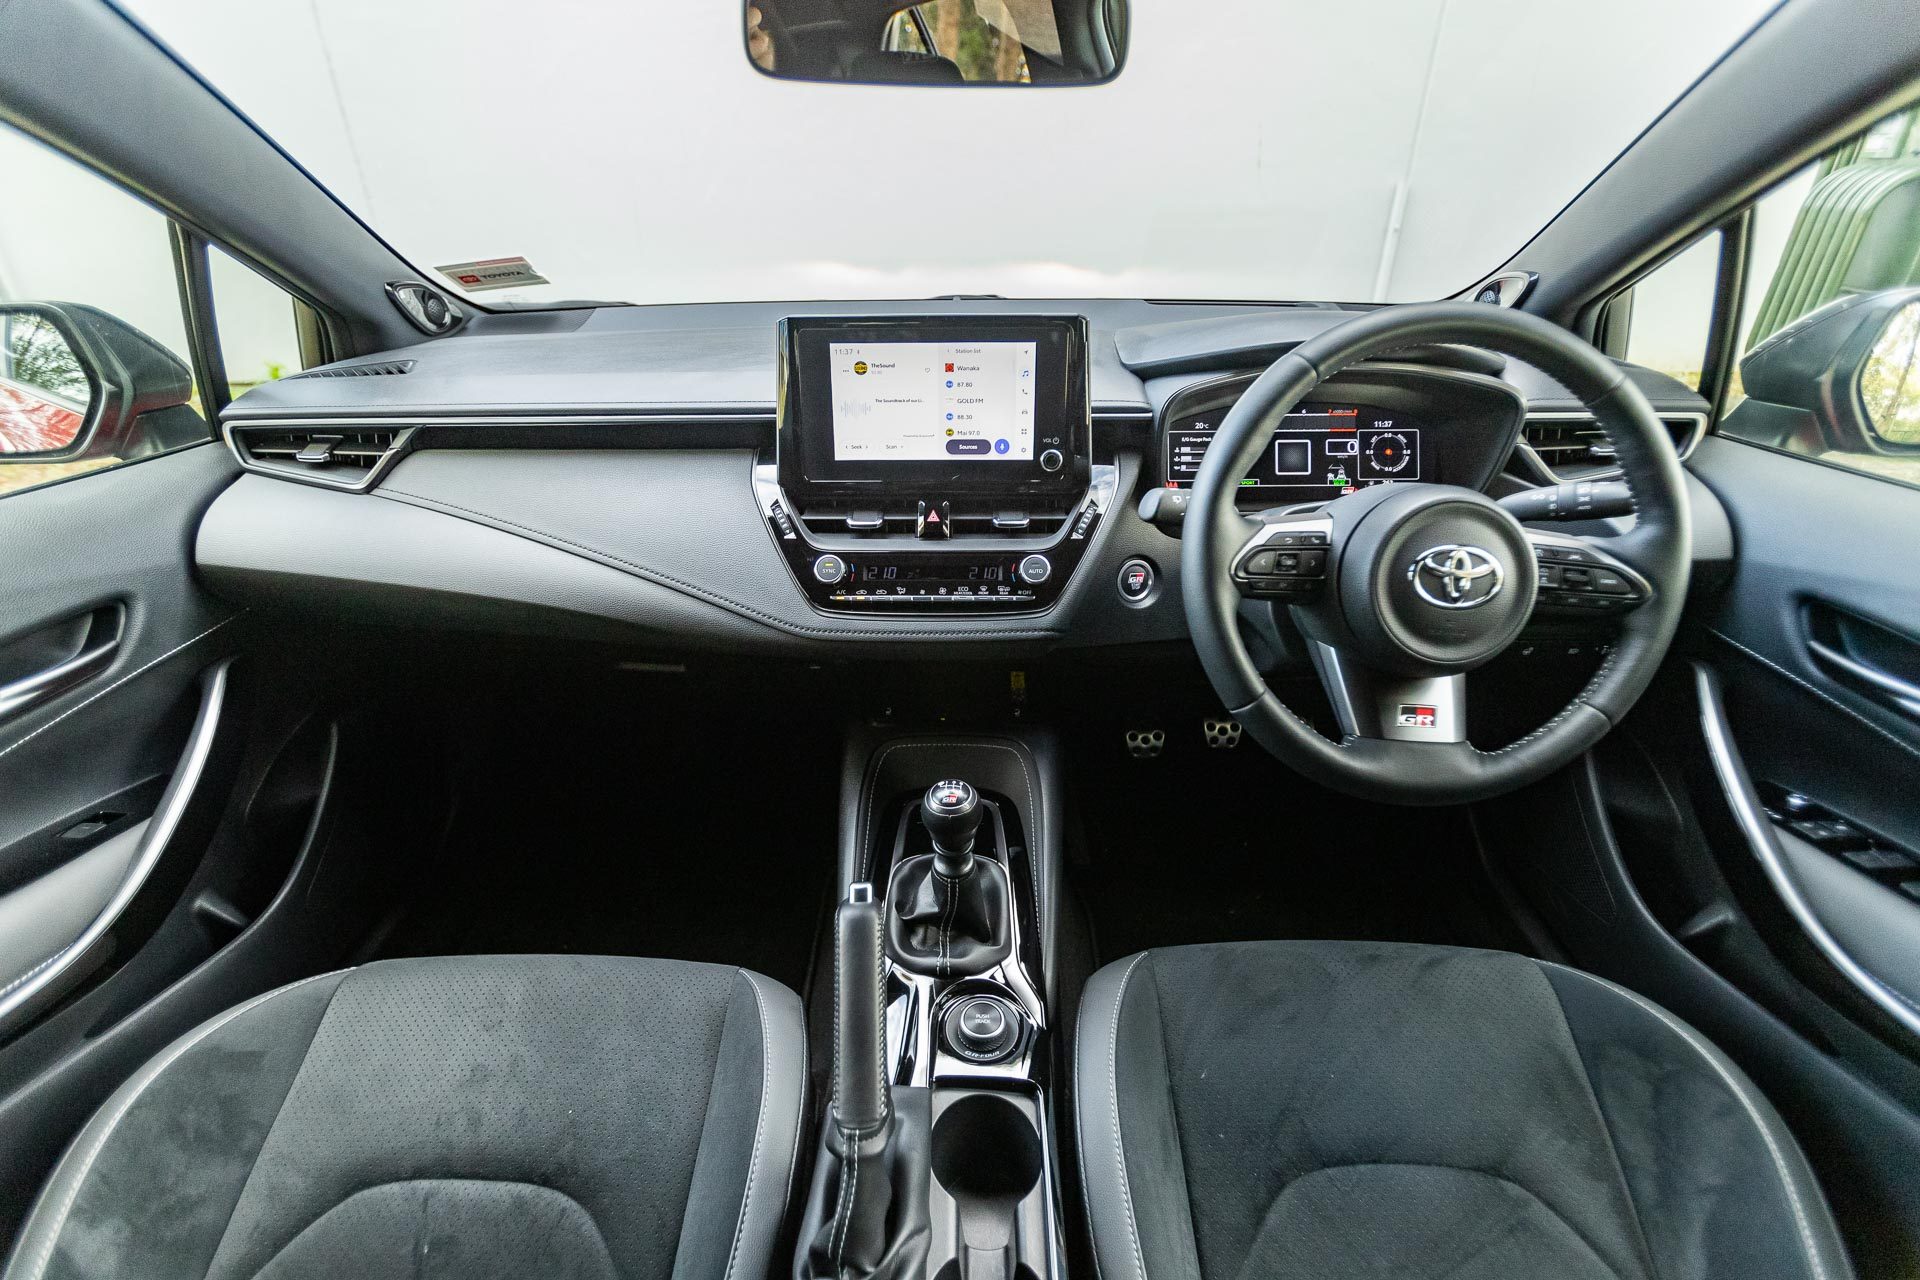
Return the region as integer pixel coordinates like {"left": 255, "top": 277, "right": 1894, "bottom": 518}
{"left": 2, "top": 969, "right": 352, "bottom": 1280}
{"left": 1074, "top": 952, "right": 1203, "bottom": 1280}
{"left": 1539, "top": 962, "right": 1854, "bottom": 1280}
{"left": 672, "top": 968, "right": 808, "bottom": 1280}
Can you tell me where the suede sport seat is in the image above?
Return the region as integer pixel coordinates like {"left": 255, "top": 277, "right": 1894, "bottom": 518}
{"left": 1075, "top": 940, "right": 1852, "bottom": 1280}
{"left": 4, "top": 955, "right": 806, "bottom": 1280}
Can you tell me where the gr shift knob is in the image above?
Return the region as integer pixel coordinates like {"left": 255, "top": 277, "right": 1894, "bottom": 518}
{"left": 921, "top": 779, "right": 983, "bottom": 876}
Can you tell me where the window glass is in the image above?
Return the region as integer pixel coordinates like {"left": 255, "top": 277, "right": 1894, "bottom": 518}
{"left": 1623, "top": 231, "right": 1722, "bottom": 391}
{"left": 882, "top": 11, "right": 930, "bottom": 54}
{"left": 1723, "top": 107, "right": 1920, "bottom": 488}
{"left": 0, "top": 123, "right": 207, "bottom": 498}
{"left": 913, "top": 1, "right": 1032, "bottom": 84}
{"left": 210, "top": 246, "right": 304, "bottom": 400}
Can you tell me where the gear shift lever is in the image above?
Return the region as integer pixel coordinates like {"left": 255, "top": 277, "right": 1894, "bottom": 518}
{"left": 922, "top": 780, "right": 984, "bottom": 877}
{"left": 885, "top": 778, "right": 1011, "bottom": 979}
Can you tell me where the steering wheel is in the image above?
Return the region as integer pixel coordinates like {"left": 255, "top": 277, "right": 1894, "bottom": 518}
{"left": 1182, "top": 302, "right": 1691, "bottom": 805}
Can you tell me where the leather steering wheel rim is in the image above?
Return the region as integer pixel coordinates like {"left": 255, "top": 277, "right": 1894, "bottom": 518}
{"left": 1181, "top": 301, "right": 1692, "bottom": 805}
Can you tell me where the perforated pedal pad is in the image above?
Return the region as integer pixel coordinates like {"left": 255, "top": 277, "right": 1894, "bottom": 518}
{"left": 1124, "top": 729, "right": 1165, "bottom": 759}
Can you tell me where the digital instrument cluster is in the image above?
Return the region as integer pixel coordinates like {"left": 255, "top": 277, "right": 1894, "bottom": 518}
{"left": 1166, "top": 403, "right": 1424, "bottom": 502}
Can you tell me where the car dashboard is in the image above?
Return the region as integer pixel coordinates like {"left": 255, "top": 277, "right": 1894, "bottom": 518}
{"left": 199, "top": 298, "right": 1727, "bottom": 659}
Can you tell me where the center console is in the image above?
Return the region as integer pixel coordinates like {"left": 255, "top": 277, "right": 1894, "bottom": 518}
{"left": 759, "top": 315, "right": 1115, "bottom": 614}
{"left": 797, "top": 739, "right": 1066, "bottom": 1280}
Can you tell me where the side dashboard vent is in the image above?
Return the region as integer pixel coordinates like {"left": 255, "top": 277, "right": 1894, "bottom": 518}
{"left": 287, "top": 359, "right": 416, "bottom": 380}
{"left": 1519, "top": 413, "right": 1707, "bottom": 479}
{"left": 229, "top": 424, "right": 414, "bottom": 490}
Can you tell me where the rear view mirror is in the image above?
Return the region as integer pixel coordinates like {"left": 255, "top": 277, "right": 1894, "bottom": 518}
{"left": 745, "top": 0, "right": 1126, "bottom": 86}
{"left": 0, "top": 303, "right": 201, "bottom": 465}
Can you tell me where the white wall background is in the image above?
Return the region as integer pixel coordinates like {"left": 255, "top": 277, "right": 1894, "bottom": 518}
{"left": 5, "top": 0, "right": 1780, "bottom": 377}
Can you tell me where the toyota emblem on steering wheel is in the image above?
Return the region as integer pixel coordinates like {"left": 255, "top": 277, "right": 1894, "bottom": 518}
{"left": 1409, "top": 544, "right": 1504, "bottom": 609}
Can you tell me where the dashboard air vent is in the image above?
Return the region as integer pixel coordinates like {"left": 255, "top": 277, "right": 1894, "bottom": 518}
{"left": 1519, "top": 413, "right": 1706, "bottom": 479}
{"left": 229, "top": 424, "right": 414, "bottom": 490}
{"left": 797, "top": 498, "right": 1074, "bottom": 539}
{"left": 288, "top": 359, "right": 417, "bottom": 380}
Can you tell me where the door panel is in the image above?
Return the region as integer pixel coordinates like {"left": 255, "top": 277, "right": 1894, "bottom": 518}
{"left": 1691, "top": 434, "right": 1920, "bottom": 851}
{"left": 1689, "top": 432, "right": 1920, "bottom": 1035}
{"left": 0, "top": 442, "right": 242, "bottom": 1025}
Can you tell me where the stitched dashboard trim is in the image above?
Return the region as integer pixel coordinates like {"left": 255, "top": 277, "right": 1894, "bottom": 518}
{"left": 374, "top": 486, "right": 1064, "bottom": 642}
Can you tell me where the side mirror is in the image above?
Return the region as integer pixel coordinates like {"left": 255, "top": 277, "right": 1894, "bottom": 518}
{"left": 0, "top": 303, "right": 200, "bottom": 465}
{"left": 1737, "top": 286, "right": 1920, "bottom": 452}
{"left": 1860, "top": 299, "right": 1920, "bottom": 447}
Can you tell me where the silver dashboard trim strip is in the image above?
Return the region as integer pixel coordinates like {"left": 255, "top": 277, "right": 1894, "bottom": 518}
{"left": 1694, "top": 661, "right": 1920, "bottom": 1040}
{"left": 0, "top": 658, "right": 233, "bottom": 1034}
{"left": 226, "top": 413, "right": 779, "bottom": 427}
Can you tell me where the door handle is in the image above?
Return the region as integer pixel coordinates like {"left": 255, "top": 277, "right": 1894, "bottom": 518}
{"left": 1807, "top": 636, "right": 1920, "bottom": 719}
{"left": 0, "top": 610, "right": 123, "bottom": 723}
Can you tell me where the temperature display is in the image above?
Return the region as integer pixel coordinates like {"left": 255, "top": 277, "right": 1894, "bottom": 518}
{"left": 835, "top": 557, "right": 1030, "bottom": 602}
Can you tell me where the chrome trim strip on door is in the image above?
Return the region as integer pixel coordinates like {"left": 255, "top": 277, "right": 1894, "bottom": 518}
{"left": 0, "top": 634, "right": 120, "bottom": 724}
{"left": 0, "top": 658, "right": 233, "bottom": 1034}
{"left": 1694, "top": 661, "right": 1920, "bottom": 1040}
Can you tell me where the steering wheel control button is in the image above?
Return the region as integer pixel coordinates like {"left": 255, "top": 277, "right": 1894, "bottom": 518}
{"left": 1038, "top": 448, "right": 1065, "bottom": 473}
{"left": 812, "top": 554, "right": 846, "bottom": 584}
{"left": 1531, "top": 539, "right": 1646, "bottom": 614}
{"left": 1118, "top": 559, "right": 1155, "bottom": 601}
{"left": 1019, "top": 553, "right": 1052, "bottom": 584}
{"left": 1234, "top": 523, "right": 1334, "bottom": 600}
{"left": 945, "top": 995, "right": 1022, "bottom": 1063}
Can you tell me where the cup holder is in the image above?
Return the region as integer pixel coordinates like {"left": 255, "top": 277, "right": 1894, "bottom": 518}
{"left": 932, "top": 1092, "right": 1043, "bottom": 1203}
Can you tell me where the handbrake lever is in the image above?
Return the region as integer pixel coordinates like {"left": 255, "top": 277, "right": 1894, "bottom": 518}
{"left": 795, "top": 884, "right": 930, "bottom": 1280}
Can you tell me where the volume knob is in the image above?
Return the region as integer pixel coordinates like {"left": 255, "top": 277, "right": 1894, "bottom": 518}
{"left": 1039, "top": 448, "right": 1065, "bottom": 473}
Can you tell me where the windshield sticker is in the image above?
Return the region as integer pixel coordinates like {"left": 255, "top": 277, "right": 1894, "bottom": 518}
{"left": 435, "top": 256, "right": 550, "bottom": 291}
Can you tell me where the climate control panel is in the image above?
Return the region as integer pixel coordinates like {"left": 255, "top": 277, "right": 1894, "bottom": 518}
{"left": 754, "top": 464, "right": 1115, "bottom": 616}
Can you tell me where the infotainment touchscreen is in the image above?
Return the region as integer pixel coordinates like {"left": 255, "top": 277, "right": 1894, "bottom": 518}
{"left": 778, "top": 315, "right": 1089, "bottom": 499}
{"left": 828, "top": 341, "right": 1038, "bottom": 462}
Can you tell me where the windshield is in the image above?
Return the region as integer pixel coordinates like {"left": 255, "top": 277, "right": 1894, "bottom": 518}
{"left": 127, "top": 0, "right": 1774, "bottom": 309}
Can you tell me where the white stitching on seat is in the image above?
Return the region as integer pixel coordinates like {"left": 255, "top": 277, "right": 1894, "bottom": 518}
{"left": 1107, "top": 953, "right": 1151, "bottom": 1280}
{"left": 722, "top": 970, "right": 776, "bottom": 1280}
{"left": 1543, "top": 963, "right": 1830, "bottom": 1280}
{"left": 16, "top": 969, "right": 348, "bottom": 1280}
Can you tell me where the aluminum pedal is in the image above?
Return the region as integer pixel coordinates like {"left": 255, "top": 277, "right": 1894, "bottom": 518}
{"left": 1123, "top": 728, "right": 1166, "bottom": 759}
{"left": 1203, "top": 718, "right": 1242, "bottom": 749}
